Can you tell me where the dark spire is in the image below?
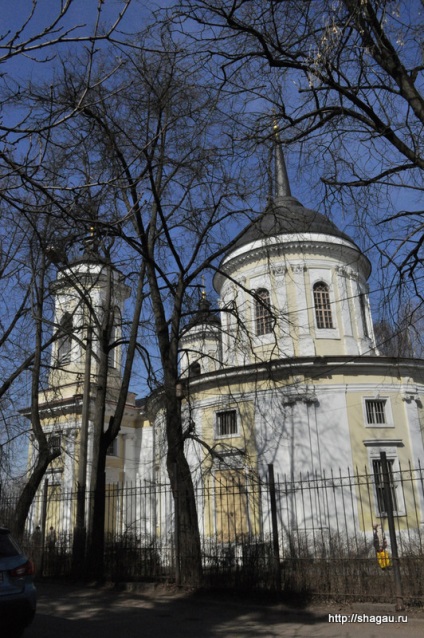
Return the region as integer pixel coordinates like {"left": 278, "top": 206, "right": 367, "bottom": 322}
{"left": 273, "top": 122, "right": 291, "bottom": 198}
{"left": 82, "top": 225, "right": 100, "bottom": 260}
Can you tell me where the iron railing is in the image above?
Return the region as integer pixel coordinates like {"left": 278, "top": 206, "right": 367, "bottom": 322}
{"left": 1, "top": 460, "right": 424, "bottom": 602}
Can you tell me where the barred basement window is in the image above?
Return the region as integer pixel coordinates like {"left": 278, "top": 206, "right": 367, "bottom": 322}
{"left": 313, "top": 282, "right": 333, "bottom": 329}
{"left": 372, "top": 458, "right": 399, "bottom": 515}
{"left": 366, "top": 399, "right": 386, "bottom": 425}
{"left": 255, "top": 289, "right": 273, "bottom": 336}
{"left": 216, "top": 410, "right": 237, "bottom": 437}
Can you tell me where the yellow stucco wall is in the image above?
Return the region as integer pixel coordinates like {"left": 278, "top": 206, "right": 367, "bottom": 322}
{"left": 345, "top": 385, "right": 419, "bottom": 531}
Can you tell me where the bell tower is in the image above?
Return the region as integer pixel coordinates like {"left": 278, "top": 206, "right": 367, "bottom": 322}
{"left": 26, "top": 244, "right": 130, "bottom": 497}
{"left": 48, "top": 249, "right": 130, "bottom": 400}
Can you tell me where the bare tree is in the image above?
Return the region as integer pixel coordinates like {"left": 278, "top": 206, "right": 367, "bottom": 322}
{"left": 374, "top": 299, "right": 424, "bottom": 358}
{"left": 13, "top": 249, "right": 60, "bottom": 538}
{"left": 10, "top": 27, "right": 261, "bottom": 583}
{"left": 172, "top": 1, "right": 424, "bottom": 289}
{"left": 0, "top": 0, "right": 131, "bottom": 64}
{"left": 0, "top": 200, "right": 73, "bottom": 536}
{"left": 0, "top": 0, "right": 145, "bottom": 535}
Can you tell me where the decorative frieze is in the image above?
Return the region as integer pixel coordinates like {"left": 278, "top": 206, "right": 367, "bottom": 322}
{"left": 281, "top": 387, "right": 318, "bottom": 406}
{"left": 272, "top": 266, "right": 288, "bottom": 277}
{"left": 290, "top": 263, "right": 307, "bottom": 274}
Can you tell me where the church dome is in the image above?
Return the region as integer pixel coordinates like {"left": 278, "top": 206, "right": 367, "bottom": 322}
{"left": 219, "top": 138, "right": 368, "bottom": 277}
{"left": 213, "top": 137, "right": 374, "bottom": 364}
{"left": 231, "top": 195, "right": 354, "bottom": 252}
{"left": 184, "top": 297, "right": 221, "bottom": 332}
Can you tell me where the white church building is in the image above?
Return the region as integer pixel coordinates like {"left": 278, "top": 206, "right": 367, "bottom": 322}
{"left": 29, "top": 145, "right": 424, "bottom": 545}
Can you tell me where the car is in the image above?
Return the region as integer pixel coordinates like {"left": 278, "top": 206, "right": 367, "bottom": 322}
{"left": 0, "top": 527, "right": 36, "bottom": 637}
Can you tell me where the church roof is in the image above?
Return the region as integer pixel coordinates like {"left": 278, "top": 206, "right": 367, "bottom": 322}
{"left": 229, "top": 136, "right": 358, "bottom": 253}
{"left": 231, "top": 195, "right": 354, "bottom": 252}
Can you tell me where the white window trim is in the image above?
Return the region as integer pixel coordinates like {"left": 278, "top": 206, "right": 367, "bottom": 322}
{"left": 363, "top": 396, "right": 394, "bottom": 428}
{"left": 364, "top": 440, "right": 405, "bottom": 516}
{"left": 252, "top": 332, "right": 276, "bottom": 347}
{"left": 215, "top": 409, "right": 239, "bottom": 439}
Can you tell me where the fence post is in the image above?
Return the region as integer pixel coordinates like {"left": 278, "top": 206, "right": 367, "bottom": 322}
{"left": 380, "top": 451, "right": 404, "bottom": 611}
{"left": 268, "top": 464, "right": 281, "bottom": 592}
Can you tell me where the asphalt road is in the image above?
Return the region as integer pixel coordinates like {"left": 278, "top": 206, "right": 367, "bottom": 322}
{"left": 24, "top": 581, "right": 424, "bottom": 638}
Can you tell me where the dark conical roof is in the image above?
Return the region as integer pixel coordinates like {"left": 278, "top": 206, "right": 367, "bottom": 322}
{"left": 231, "top": 131, "right": 355, "bottom": 251}
{"left": 222, "top": 131, "right": 364, "bottom": 266}
{"left": 231, "top": 195, "right": 354, "bottom": 252}
{"left": 215, "top": 135, "right": 370, "bottom": 291}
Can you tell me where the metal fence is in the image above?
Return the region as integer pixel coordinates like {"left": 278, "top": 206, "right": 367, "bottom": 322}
{"left": 2, "top": 460, "right": 424, "bottom": 602}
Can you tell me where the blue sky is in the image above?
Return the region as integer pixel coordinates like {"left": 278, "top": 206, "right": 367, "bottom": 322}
{"left": 1, "top": 1, "right": 421, "bottom": 338}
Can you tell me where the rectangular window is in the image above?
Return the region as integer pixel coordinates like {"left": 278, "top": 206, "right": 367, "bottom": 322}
{"left": 216, "top": 410, "right": 237, "bottom": 437}
{"left": 366, "top": 399, "right": 386, "bottom": 424}
{"left": 106, "top": 439, "right": 118, "bottom": 456}
{"left": 49, "top": 435, "right": 61, "bottom": 454}
{"left": 372, "top": 458, "right": 400, "bottom": 515}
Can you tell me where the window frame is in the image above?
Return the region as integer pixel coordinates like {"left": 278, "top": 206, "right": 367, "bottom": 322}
{"left": 365, "top": 442, "right": 405, "bottom": 517}
{"left": 106, "top": 438, "right": 118, "bottom": 457}
{"left": 359, "top": 292, "right": 370, "bottom": 338}
{"left": 49, "top": 434, "right": 62, "bottom": 455}
{"left": 363, "top": 397, "right": 394, "bottom": 428}
{"left": 254, "top": 288, "right": 273, "bottom": 337}
{"left": 57, "top": 312, "right": 73, "bottom": 365}
{"left": 107, "top": 305, "right": 121, "bottom": 370}
{"left": 108, "top": 323, "right": 116, "bottom": 369}
{"left": 313, "top": 281, "right": 334, "bottom": 330}
{"left": 216, "top": 409, "right": 238, "bottom": 438}
{"left": 372, "top": 457, "right": 400, "bottom": 516}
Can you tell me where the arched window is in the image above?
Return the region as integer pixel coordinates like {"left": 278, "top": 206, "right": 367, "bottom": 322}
{"left": 108, "top": 323, "right": 116, "bottom": 368}
{"left": 313, "top": 282, "right": 333, "bottom": 329}
{"left": 57, "top": 312, "right": 73, "bottom": 364}
{"left": 359, "top": 293, "right": 369, "bottom": 338}
{"left": 107, "top": 306, "right": 121, "bottom": 369}
{"left": 255, "top": 288, "right": 273, "bottom": 336}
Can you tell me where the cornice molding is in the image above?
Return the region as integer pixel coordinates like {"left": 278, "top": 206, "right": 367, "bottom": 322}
{"left": 215, "top": 234, "right": 369, "bottom": 292}
{"left": 145, "top": 356, "right": 424, "bottom": 417}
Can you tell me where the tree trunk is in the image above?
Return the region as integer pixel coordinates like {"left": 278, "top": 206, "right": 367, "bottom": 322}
{"left": 12, "top": 448, "right": 56, "bottom": 540}
{"left": 86, "top": 436, "right": 107, "bottom": 578}
{"left": 166, "top": 398, "right": 203, "bottom": 587}
{"left": 86, "top": 343, "right": 109, "bottom": 578}
{"left": 12, "top": 255, "right": 60, "bottom": 540}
